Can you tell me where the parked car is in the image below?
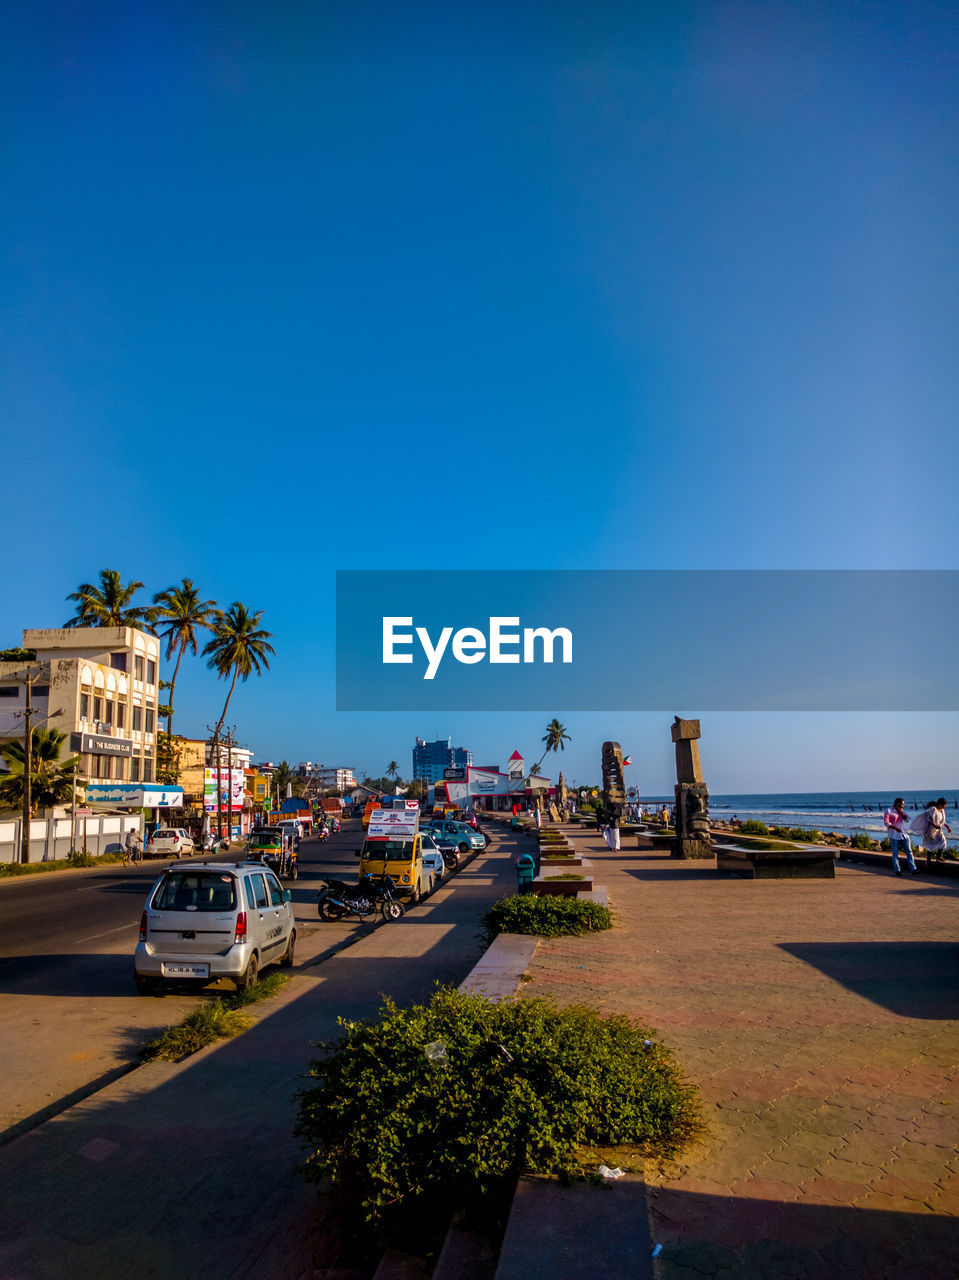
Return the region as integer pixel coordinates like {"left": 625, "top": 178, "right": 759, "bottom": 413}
{"left": 429, "top": 820, "right": 487, "bottom": 854}
{"left": 134, "top": 861, "right": 296, "bottom": 995}
{"left": 146, "top": 828, "right": 195, "bottom": 858}
{"left": 418, "top": 834, "right": 447, "bottom": 890}
{"left": 419, "top": 824, "right": 462, "bottom": 867}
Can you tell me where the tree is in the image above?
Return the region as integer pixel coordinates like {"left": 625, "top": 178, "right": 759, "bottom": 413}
{"left": 0, "top": 728, "right": 79, "bottom": 812}
{"left": 149, "top": 579, "right": 217, "bottom": 737}
{"left": 386, "top": 761, "right": 399, "bottom": 780}
{"left": 64, "top": 569, "right": 150, "bottom": 629}
{"left": 202, "top": 603, "right": 275, "bottom": 744}
{"left": 529, "top": 762, "right": 542, "bottom": 776}
{"left": 271, "top": 761, "right": 302, "bottom": 802}
{"left": 532, "top": 718, "right": 571, "bottom": 774}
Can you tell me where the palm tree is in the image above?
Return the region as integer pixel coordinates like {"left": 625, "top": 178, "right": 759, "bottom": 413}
{"left": 0, "top": 728, "right": 79, "bottom": 813}
{"left": 533, "top": 718, "right": 571, "bottom": 774}
{"left": 271, "top": 761, "right": 301, "bottom": 804}
{"left": 203, "top": 603, "right": 275, "bottom": 744}
{"left": 64, "top": 569, "right": 150, "bottom": 629}
{"left": 149, "top": 579, "right": 217, "bottom": 736}
{"left": 386, "top": 761, "right": 399, "bottom": 781}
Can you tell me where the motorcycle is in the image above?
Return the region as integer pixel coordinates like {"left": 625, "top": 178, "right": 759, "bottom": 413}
{"left": 317, "top": 872, "right": 406, "bottom": 923}
{"left": 202, "top": 833, "right": 230, "bottom": 853}
{"left": 316, "top": 825, "right": 330, "bottom": 841}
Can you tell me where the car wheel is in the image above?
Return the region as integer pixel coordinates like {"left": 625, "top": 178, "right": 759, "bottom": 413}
{"left": 289, "top": 862, "right": 298, "bottom": 881}
{"left": 459, "top": 842, "right": 470, "bottom": 854}
{"left": 135, "top": 974, "right": 158, "bottom": 996}
{"left": 280, "top": 930, "right": 296, "bottom": 968}
{"left": 428, "top": 874, "right": 435, "bottom": 895}
{"left": 381, "top": 899, "right": 405, "bottom": 921}
{"left": 236, "top": 954, "right": 259, "bottom": 990}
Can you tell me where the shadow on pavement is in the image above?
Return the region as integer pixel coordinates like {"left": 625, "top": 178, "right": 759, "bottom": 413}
{"left": 622, "top": 866, "right": 718, "bottom": 881}
{"left": 778, "top": 941, "right": 959, "bottom": 1019}
{"left": 648, "top": 1187, "right": 959, "bottom": 1279}
{"left": 0, "top": 952, "right": 134, "bottom": 997}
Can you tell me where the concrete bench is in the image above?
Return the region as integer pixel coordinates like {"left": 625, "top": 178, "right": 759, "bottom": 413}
{"left": 716, "top": 844, "right": 835, "bottom": 879}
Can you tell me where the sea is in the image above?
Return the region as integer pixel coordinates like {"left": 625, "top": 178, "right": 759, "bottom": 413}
{"left": 635, "top": 790, "right": 959, "bottom": 847}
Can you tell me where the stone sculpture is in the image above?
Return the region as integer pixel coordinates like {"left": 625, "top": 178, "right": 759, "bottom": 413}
{"left": 670, "top": 717, "right": 712, "bottom": 859}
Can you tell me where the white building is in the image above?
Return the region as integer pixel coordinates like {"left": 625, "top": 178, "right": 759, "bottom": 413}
{"left": 0, "top": 626, "right": 162, "bottom": 788}
{"left": 297, "top": 763, "right": 356, "bottom": 790}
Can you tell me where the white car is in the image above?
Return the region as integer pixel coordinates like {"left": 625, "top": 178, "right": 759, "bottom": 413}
{"left": 419, "top": 834, "right": 447, "bottom": 893}
{"left": 134, "top": 861, "right": 295, "bottom": 993}
{"left": 146, "top": 828, "right": 195, "bottom": 858}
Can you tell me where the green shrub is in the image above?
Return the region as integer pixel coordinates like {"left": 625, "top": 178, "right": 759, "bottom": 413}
{"left": 139, "top": 972, "right": 289, "bottom": 1061}
{"left": 296, "top": 988, "right": 701, "bottom": 1230}
{"left": 851, "top": 832, "right": 875, "bottom": 850}
{"left": 739, "top": 820, "right": 769, "bottom": 836}
{"left": 482, "top": 894, "right": 611, "bottom": 944}
{"left": 770, "top": 826, "right": 824, "bottom": 843}
{"left": 68, "top": 849, "right": 96, "bottom": 867}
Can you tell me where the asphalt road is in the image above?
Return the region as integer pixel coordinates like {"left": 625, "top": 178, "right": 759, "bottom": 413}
{"left": 0, "top": 821, "right": 370, "bottom": 1138}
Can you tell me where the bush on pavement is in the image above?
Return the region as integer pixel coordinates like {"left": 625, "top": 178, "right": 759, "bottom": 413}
{"left": 296, "top": 987, "right": 701, "bottom": 1231}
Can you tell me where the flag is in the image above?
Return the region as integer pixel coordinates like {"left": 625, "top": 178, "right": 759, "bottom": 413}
{"left": 623, "top": 754, "right": 632, "bottom": 767}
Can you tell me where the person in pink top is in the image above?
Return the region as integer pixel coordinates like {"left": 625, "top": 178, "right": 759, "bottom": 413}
{"left": 884, "top": 797, "right": 917, "bottom": 875}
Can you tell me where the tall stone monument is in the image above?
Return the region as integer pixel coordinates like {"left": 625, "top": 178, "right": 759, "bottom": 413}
{"left": 670, "top": 717, "right": 711, "bottom": 859}
{"left": 600, "top": 741, "right": 627, "bottom": 829}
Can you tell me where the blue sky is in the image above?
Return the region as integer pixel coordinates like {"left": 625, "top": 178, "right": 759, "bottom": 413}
{"left": 2, "top": 1, "right": 957, "bottom": 791}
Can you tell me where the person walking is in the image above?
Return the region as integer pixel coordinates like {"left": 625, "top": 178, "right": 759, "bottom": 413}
{"left": 920, "top": 798, "right": 952, "bottom": 864}
{"left": 883, "top": 798, "right": 917, "bottom": 875}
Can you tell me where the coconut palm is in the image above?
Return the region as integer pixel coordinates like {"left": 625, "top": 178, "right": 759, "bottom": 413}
{"left": 271, "top": 761, "right": 301, "bottom": 802}
{"left": 203, "top": 603, "right": 275, "bottom": 743}
{"left": 533, "top": 718, "right": 571, "bottom": 773}
{"left": 386, "top": 761, "right": 399, "bottom": 781}
{"left": 0, "top": 728, "right": 79, "bottom": 813}
{"left": 64, "top": 569, "right": 150, "bottom": 629}
{"left": 149, "top": 579, "right": 217, "bottom": 736}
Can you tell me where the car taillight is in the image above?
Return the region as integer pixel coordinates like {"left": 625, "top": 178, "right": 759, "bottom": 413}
{"left": 234, "top": 912, "right": 247, "bottom": 944}
{"left": 172, "top": 835, "right": 179, "bottom": 843}
{"left": 139, "top": 911, "right": 147, "bottom": 941}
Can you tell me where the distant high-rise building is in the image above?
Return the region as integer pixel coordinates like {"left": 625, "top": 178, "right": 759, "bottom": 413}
{"left": 413, "top": 736, "right": 472, "bottom": 784}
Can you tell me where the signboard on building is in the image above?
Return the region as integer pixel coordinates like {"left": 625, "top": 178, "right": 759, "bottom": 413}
{"left": 443, "top": 767, "right": 466, "bottom": 780}
{"left": 85, "top": 784, "right": 184, "bottom": 808}
{"left": 71, "top": 732, "right": 134, "bottom": 758}
{"left": 203, "top": 768, "right": 245, "bottom": 813}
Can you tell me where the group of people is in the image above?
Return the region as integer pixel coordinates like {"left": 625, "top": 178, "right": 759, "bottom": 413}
{"left": 883, "top": 797, "right": 952, "bottom": 875}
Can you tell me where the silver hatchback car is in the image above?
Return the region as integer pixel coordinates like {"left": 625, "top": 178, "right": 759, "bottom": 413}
{"left": 134, "top": 861, "right": 296, "bottom": 995}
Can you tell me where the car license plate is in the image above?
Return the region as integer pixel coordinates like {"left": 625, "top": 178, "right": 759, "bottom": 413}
{"left": 163, "top": 962, "right": 210, "bottom": 978}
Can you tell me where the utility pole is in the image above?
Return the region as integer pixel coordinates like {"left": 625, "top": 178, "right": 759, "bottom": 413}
{"left": 20, "top": 668, "right": 35, "bottom": 864}
{"left": 225, "top": 726, "right": 235, "bottom": 840}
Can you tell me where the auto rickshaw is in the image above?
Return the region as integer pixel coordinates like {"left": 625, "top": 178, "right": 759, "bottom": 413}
{"left": 247, "top": 826, "right": 298, "bottom": 880}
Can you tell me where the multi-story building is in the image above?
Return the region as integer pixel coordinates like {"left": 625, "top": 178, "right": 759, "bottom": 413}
{"left": 0, "top": 626, "right": 161, "bottom": 789}
{"left": 412, "top": 737, "right": 473, "bottom": 785}
{"left": 297, "top": 763, "right": 357, "bottom": 790}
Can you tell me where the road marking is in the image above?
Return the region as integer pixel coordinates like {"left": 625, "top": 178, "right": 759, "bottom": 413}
{"left": 74, "top": 925, "right": 137, "bottom": 944}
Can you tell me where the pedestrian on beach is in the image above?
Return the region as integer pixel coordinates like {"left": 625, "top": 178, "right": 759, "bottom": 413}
{"left": 883, "top": 798, "right": 917, "bottom": 875}
{"left": 919, "top": 798, "right": 952, "bottom": 863}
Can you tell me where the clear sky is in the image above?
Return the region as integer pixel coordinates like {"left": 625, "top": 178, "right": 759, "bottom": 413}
{"left": 2, "top": 1, "right": 957, "bottom": 792}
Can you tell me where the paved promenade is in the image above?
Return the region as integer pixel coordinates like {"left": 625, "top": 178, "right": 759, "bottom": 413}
{"left": 524, "top": 822, "right": 959, "bottom": 1279}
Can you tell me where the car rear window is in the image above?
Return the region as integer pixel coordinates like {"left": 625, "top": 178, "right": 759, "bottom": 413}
{"left": 153, "top": 830, "right": 175, "bottom": 839}
{"left": 152, "top": 873, "right": 237, "bottom": 912}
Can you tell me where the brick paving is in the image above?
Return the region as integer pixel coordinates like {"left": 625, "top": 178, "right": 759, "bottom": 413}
{"left": 522, "top": 823, "right": 959, "bottom": 1279}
